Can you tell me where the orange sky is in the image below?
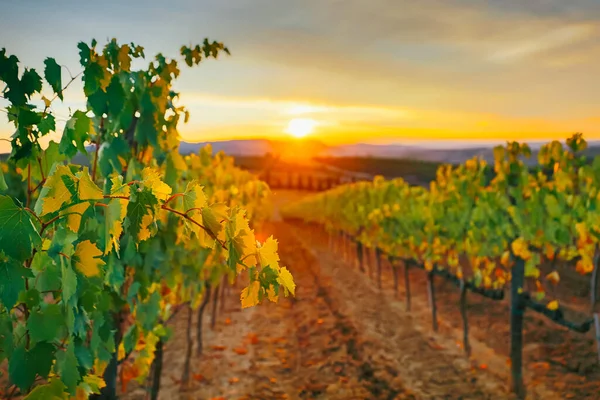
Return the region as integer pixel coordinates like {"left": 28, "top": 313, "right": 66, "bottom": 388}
{"left": 1, "top": 0, "right": 599, "bottom": 151}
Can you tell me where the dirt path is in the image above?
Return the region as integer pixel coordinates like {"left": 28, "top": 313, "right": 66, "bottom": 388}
{"left": 125, "top": 219, "right": 522, "bottom": 399}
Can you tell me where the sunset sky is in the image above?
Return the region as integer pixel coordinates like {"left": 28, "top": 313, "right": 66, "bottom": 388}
{"left": 1, "top": 0, "right": 599, "bottom": 151}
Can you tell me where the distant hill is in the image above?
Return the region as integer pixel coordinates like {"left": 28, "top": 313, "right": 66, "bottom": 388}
{"left": 180, "top": 139, "right": 600, "bottom": 165}
{"left": 179, "top": 139, "right": 329, "bottom": 159}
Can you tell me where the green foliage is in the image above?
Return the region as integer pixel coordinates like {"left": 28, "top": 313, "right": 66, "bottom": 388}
{"left": 0, "top": 37, "right": 294, "bottom": 399}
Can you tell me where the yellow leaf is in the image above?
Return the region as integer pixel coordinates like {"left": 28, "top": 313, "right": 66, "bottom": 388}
{"left": 547, "top": 300, "right": 559, "bottom": 311}
{"left": 118, "top": 342, "right": 126, "bottom": 361}
{"left": 511, "top": 237, "right": 531, "bottom": 260}
{"left": 138, "top": 214, "right": 154, "bottom": 242}
{"left": 141, "top": 168, "right": 172, "bottom": 201}
{"left": 169, "top": 151, "right": 188, "bottom": 171}
{"left": 183, "top": 182, "right": 207, "bottom": 214}
{"left": 118, "top": 44, "right": 131, "bottom": 71}
{"left": 42, "top": 96, "right": 52, "bottom": 108}
{"left": 258, "top": 236, "right": 280, "bottom": 270}
{"left": 277, "top": 267, "right": 296, "bottom": 296}
{"left": 73, "top": 240, "right": 105, "bottom": 277}
{"left": 266, "top": 285, "right": 278, "bottom": 303}
{"left": 77, "top": 169, "right": 103, "bottom": 200}
{"left": 501, "top": 251, "right": 511, "bottom": 267}
{"left": 105, "top": 176, "right": 130, "bottom": 254}
{"left": 201, "top": 202, "right": 228, "bottom": 236}
{"left": 241, "top": 281, "right": 260, "bottom": 308}
{"left": 546, "top": 271, "right": 560, "bottom": 285}
{"left": 62, "top": 202, "right": 89, "bottom": 233}
{"left": 35, "top": 164, "right": 76, "bottom": 216}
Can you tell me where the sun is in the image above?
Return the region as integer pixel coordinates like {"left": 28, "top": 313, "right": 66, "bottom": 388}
{"left": 285, "top": 118, "right": 317, "bottom": 138}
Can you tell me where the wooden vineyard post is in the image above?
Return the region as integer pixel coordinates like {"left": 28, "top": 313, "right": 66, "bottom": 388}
{"left": 150, "top": 338, "right": 164, "bottom": 400}
{"left": 404, "top": 261, "right": 411, "bottom": 311}
{"left": 367, "top": 247, "right": 373, "bottom": 280}
{"left": 356, "top": 241, "right": 365, "bottom": 272}
{"left": 390, "top": 257, "right": 399, "bottom": 298}
{"left": 510, "top": 257, "right": 526, "bottom": 399}
{"left": 376, "top": 247, "right": 382, "bottom": 289}
{"left": 459, "top": 280, "right": 471, "bottom": 357}
{"left": 181, "top": 304, "right": 194, "bottom": 390}
{"left": 211, "top": 282, "right": 220, "bottom": 330}
{"left": 427, "top": 271, "right": 438, "bottom": 332}
{"left": 220, "top": 275, "right": 226, "bottom": 313}
{"left": 196, "top": 284, "right": 212, "bottom": 356}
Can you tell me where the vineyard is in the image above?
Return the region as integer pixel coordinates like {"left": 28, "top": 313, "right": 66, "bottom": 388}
{"left": 1, "top": 36, "right": 600, "bottom": 400}
{"left": 281, "top": 134, "right": 600, "bottom": 398}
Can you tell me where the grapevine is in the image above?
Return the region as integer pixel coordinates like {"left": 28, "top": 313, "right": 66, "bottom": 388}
{"left": 282, "top": 133, "right": 598, "bottom": 398}
{"left": 0, "top": 38, "right": 295, "bottom": 399}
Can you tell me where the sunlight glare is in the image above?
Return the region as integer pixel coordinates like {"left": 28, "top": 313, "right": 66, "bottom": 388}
{"left": 285, "top": 118, "right": 317, "bottom": 138}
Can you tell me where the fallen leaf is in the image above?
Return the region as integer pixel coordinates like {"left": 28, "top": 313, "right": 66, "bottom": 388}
{"left": 531, "top": 362, "right": 550, "bottom": 370}
{"left": 225, "top": 318, "right": 231, "bottom": 325}
{"left": 233, "top": 347, "right": 248, "bottom": 355}
{"left": 211, "top": 345, "right": 227, "bottom": 351}
{"left": 247, "top": 333, "right": 259, "bottom": 345}
{"left": 317, "top": 318, "right": 323, "bottom": 325}
{"left": 192, "top": 373, "right": 205, "bottom": 382}
{"left": 479, "top": 364, "right": 488, "bottom": 370}
{"left": 229, "top": 377, "right": 240, "bottom": 384}
{"left": 270, "top": 377, "right": 277, "bottom": 383}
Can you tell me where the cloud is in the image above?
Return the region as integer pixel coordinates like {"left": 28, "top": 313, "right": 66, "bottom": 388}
{"left": 488, "top": 24, "right": 597, "bottom": 63}
{"left": 1, "top": 0, "right": 599, "bottom": 148}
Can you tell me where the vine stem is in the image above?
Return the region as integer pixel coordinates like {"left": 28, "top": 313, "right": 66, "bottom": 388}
{"left": 24, "top": 208, "right": 43, "bottom": 225}
{"left": 161, "top": 205, "right": 227, "bottom": 250}
{"left": 91, "top": 140, "right": 99, "bottom": 182}
{"left": 164, "top": 193, "right": 185, "bottom": 205}
{"left": 26, "top": 165, "right": 31, "bottom": 208}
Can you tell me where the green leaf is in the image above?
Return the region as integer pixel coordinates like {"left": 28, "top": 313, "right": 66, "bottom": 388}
{"left": 0, "top": 311, "right": 14, "bottom": 362}
{"left": 106, "top": 75, "right": 125, "bottom": 116}
{"left": 98, "top": 136, "right": 128, "bottom": 177}
{"left": 59, "top": 110, "right": 91, "bottom": 158}
{"left": 0, "top": 195, "right": 41, "bottom": 261}
{"left": 544, "top": 195, "right": 561, "bottom": 218}
{"left": 87, "top": 88, "right": 108, "bottom": 116}
{"left": 125, "top": 188, "right": 157, "bottom": 240}
{"left": 43, "top": 58, "right": 63, "bottom": 100}
{"left": 18, "top": 288, "right": 40, "bottom": 308}
{"left": 55, "top": 342, "right": 80, "bottom": 394}
{"left": 122, "top": 324, "right": 139, "bottom": 354}
{"left": 31, "top": 141, "right": 66, "bottom": 182}
{"left": 61, "top": 261, "right": 78, "bottom": 306}
{"left": 74, "top": 340, "right": 93, "bottom": 369}
{"left": 23, "top": 378, "right": 66, "bottom": 400}
{"left": 33, "top": 164, "right": 77, "bottom": 216}
{"left": 31, "top": 252, "right": 61, "bottom": 292}
{"left": 9, "top": 342, "right": 55, "bottom": 391}
{"left": 20, "top": 68, "right": 43, "bottom": 98}
{"left": 37, "top": 113, "right": 56, "bottom": 135}
{"left": 27, "top": 304, "right": 65, "bottom": 344}
{"left": 77, "top": 42, "right": 91, "bottom": 66}
{"left": 0, "top": 167, "right": 7, "bottom": 191}
{"left": 83, "top": 62, "right": 105, "bottom": 96}
{"left": 136, "top": 291, "right": 160, "bottom": 331}
{"left": 17, "top": 107, "right": 41, "bottom": 127}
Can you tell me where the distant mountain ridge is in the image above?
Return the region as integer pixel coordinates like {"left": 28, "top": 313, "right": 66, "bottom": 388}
{"left": 180, "top": 139, "right": 600, "bottom": 165}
